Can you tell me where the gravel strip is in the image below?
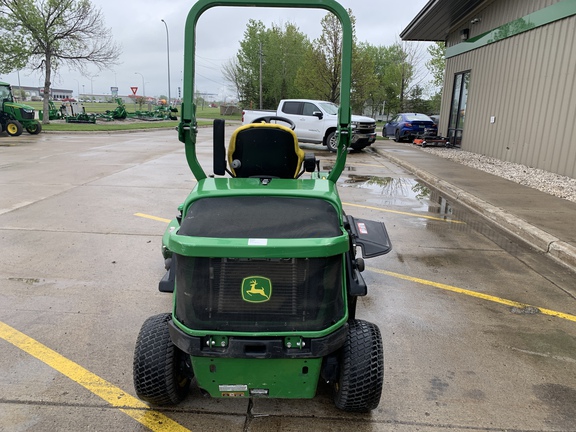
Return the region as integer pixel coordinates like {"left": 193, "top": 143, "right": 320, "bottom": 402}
{"left": 419, "top": 146, "right": 576, "bottom": 203}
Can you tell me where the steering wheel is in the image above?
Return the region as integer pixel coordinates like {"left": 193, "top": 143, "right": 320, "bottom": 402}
{"left": 252, "top": 115, "right": 296, "bottom": 130}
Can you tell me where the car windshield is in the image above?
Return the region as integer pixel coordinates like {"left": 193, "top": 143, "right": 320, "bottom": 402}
{"left": 319, "top": 102, "right": 339, "bottom": 115}
{"left": 404, "top": 114, "right": 432, "bottom": 122}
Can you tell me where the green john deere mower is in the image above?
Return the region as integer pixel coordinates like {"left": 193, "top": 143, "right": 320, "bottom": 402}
{"left": 133, "top": 0, "right": 392, "bottom": 412}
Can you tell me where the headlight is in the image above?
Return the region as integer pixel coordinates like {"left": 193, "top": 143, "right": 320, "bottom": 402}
{"left": 351, "top": 121, "right": 358, "bottom": 130}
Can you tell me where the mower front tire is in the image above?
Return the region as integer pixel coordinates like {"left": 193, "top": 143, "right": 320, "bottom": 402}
{"left": 133, "top": 313, "right": 192, "bottom": 405}
{"left": 333, "top": 319, "right": 384, "bottom": 412}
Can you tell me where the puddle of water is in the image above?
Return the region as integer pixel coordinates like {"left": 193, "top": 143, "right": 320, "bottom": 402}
{"left": 323, "top": 165, "right": 356, "bottom": 172}
{"left": 340, "top": 175, "right": 437, "bottom": 213}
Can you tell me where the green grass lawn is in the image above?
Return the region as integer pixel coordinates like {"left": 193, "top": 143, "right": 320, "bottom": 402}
{"left": 40, "top": 121, "right": 181, "bottom": 132}
{"left": 24, "top": 102, "right": 241, "bottom": 131}
{"left": 26, "top": 101, "right": 241, "bottom": 118}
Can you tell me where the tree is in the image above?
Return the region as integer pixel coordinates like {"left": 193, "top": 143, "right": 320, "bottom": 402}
{"left": 0, "top": 0, "right": 121, "bottom": 123}
{"left": 404, "top": 85, "right": 433, "bottom": 113}
{"left": 225, "top": 19, "right": 309, "bottom": 109}
{"left": 426, "top": 41, "right": 446, "bottom": 88}
{"left": 350, "top": 41, "right": 377, "bottom": 114}
{"left": 293, "top": 10, "right": 375, "bottom": 114}
{"left": 262, "top": 22, "right": 310, "bottom": 108}
{"left": 222, "top": 57, "right": 243, "bottom": 103}
{"left": 362, "top": 44, "right": 402, "bottom": 118}
{"left": 426, "top": 41, "right": 446, "bottom": 113}
{"left": 294, "top": 12, "right": 348, "bottom": 103}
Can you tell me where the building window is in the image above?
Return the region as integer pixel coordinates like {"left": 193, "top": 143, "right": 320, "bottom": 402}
{"left": 448, "top": 71, "right": 469, "bottom": 147}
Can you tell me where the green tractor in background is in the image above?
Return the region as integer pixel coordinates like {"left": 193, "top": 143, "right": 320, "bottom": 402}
{"left": 133, "top": 0, "right": 392, "bottom": 413}
{"left": 0, "top": 81, "right": 42, "bottom": 136}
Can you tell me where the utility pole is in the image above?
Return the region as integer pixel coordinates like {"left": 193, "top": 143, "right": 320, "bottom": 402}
{"left": 161, "top": 19, "right": 171, "bottom": 106}
{"left": 259, "top": 41, "right": 263, "bottom": 109}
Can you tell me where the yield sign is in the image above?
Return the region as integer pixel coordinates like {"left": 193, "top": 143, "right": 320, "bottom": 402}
{"left": 131, "top": 87, "right": 138, "bottom": 95}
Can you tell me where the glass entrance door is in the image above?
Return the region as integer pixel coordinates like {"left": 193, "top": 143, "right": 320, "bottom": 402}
{"left": 448, "top": 71, "right": 469, "bottom": 147}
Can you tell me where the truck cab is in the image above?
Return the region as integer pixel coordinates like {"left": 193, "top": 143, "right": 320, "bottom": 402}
{"left": 277, "top": 99, "right": 377, "bottom": 151}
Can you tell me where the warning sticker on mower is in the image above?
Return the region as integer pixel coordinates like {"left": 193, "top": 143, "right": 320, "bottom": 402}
{"left": 248, "top": 238, "right": 268, "bottom": 246}
{"left": 357, "top": 222, "right": 368, "bottom": 234}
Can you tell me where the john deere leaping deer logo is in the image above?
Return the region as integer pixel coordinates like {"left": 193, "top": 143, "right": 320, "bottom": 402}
{"left": 241, "top": 276, "right": 272, "bottom": 303}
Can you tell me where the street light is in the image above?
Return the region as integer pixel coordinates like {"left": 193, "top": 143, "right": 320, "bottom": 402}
{"left": 73, "top": 78, "right": 80, "bottom": 100}
{"left": 135, "top": 72, "right": 145, "bottom": 97}
{"left": 90, "top": 75, "right": 98, "bottom": 97}
{"left": 161, "top": 19, "right": 171, "bottom": 106}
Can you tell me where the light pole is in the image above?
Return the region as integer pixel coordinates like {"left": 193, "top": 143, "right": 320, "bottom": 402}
{"left": 73, "top": 78, "right": 80, "bottom": 100}
{"left": 135, "top": 72, "right": 145, "bottom": 97}
{"left": 259, "top": 40, "right": 263, "bottom": 109}
{"left": 161, "top": 19, "right": 171, "bottom": 106}
{"left": 89, "top": 75, "right": 98, "bottom": 100}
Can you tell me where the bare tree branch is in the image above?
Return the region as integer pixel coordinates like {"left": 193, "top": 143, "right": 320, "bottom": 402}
{"left": 0, "top": 0, "right": 122, "bottom": 123}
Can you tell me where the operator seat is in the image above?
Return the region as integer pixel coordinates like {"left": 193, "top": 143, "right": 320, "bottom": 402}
{"left": 227, "top": 123, "right": 305, "bottom": 179}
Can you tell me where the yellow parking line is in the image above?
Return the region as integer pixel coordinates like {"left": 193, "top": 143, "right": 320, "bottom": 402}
{"left": 370, "top": 267, "right": 576, "bottom": 323}
{"left": 134, "top": 213, "right": 172, "bottom": 223}
{"left": 0, "top": 321, "right": 191, "bottom": 432}
{"left": 343, "top": 202, "right": 465, "bottom": 223}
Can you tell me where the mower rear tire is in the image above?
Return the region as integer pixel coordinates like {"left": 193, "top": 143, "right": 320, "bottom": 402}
{"left": 333, "top": 319, "right": 383, "bottom": 412}
{"left": 133, "top": 313, "right": 192, "bottom": 405}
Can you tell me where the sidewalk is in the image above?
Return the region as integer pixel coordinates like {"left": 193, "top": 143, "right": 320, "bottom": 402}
{"left": 371, "top": 141, "right": 576, "bottom": 274}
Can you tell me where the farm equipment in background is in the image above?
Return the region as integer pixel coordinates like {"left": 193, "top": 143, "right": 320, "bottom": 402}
{"left": 0, "top": 81, "right": 43, "bottom": 136}
{"left": 96, "top": 98, "right": 128, "bottom": 121}
{"left": 39, "top": 101, "right": 65, "bottom": 121}
{"left": 128, "top": 104, "right": 178, "bottom": 121}
{"left": 62, "top": 102, "right": 96, "bottom": 124}
{"left": 412, "top": 128, "right": 448, "bottom": 148}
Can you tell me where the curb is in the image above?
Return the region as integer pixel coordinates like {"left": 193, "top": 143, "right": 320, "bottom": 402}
{"left": 376, "top": 147, "right": 576, "bottom": 274}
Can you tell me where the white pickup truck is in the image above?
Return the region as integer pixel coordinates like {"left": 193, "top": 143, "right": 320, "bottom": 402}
{"left": 242, "top": 99, "right": 377, "bottom": 152}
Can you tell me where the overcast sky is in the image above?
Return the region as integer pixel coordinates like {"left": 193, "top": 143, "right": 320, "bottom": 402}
{"left": 1, "top": 0, "right": 431, "bottom": 101}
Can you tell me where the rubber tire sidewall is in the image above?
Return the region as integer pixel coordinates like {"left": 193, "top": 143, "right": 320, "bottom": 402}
{"left": 333, "top": 319, "right": 384, "bottom": 412}
{"left": 6, "top": 120, "right": 23, "bottom": 137}
{"left": 326, "top": 130, "right": 338, "bottom": 152}
{"left": 133, "top": 313, "right": 192, "bottom": 405}
{"left": 26, "top": 122, "right": 42, "bottom": 135}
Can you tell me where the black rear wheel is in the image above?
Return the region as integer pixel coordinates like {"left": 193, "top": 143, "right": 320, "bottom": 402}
{"left": 133, "top": 313, "right": 192, "bottom": 405}
{"left": 333, "top": 319, "right": 383, "bottom": 412}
